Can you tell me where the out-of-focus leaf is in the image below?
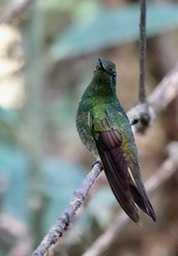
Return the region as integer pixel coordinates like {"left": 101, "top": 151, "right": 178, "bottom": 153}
{"left": 51, "top": 3, "right": 178, "bottom": 60}
{"left": 0, "top": 144, "right": 29, "bottom": 222}
{"left": 39, "top": 158, "right": 86, "bottom": 231}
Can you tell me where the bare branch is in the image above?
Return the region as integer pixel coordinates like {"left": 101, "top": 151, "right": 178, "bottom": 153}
{"left": 31, "top": 62, "right": 178, "bottom": 256}
{"left": 131, "top": 0, "right": 149, "bottom": 133}
{"left": 0, "top": 0, "right": 34, "bottom": 24}
{"left": 82, "top": 142, "right": 178, "bottom": 256}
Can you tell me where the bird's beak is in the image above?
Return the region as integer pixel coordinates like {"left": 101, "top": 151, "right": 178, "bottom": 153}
{"left": 98, "top": 58, "right": 106, "bottom": 71}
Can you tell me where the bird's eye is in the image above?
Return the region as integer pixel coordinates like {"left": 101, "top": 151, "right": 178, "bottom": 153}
{"left": 111, "top": 71, "right": 117, "bottom": 78}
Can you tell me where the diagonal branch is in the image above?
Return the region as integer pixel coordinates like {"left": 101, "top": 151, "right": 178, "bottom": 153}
{"left": 31, "top": 62, "right": 178, "bottom": 256}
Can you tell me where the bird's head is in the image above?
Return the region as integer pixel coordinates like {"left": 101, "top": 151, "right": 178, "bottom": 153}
{"left": 95, "top": 58, "right": 117, "bottom": 79}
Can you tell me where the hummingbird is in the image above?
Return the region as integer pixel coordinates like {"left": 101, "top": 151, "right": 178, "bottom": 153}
{"left": 76, "top": 58, "right": 156, "bottom": 223}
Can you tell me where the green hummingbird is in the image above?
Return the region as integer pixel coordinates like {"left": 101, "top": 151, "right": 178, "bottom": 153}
{"left": 76, "top": 58, "right": 156, "bottom": 223}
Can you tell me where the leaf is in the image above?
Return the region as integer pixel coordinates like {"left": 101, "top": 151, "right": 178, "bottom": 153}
{"left": 51, "top": 3, "right": 178, "bottom": 60}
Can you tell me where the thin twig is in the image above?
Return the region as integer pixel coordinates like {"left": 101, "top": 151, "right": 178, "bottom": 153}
{"left": 31, "top": 62, "right": 178, "bottom": 256}
{"left": 0, "top": 0, "right": 34, "bottom": 24}
{"left": 83, "top": 142, "right": 178, "bottom": 256}
{"left": 139, "top": 0, "right": 147, "bottom": 102}
{"left": 131, "top": 0, "right": 149, "bottom": 133}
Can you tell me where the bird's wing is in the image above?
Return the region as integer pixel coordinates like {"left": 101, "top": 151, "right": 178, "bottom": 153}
{"left": 76, "top": 109, "right": 97, "bottom": 154}
{"left": 91, "top": 111, "right": 140, "bottom": 222}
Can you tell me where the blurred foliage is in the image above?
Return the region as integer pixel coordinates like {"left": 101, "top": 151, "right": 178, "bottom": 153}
{"left": 0, "top": 0, "right": 178, "bottom": 255}
{"left": 40, "top": 0, "right": 99, "bottom": 21}
{"left": 51, "top": 3, "right": 178, "bottom": 60}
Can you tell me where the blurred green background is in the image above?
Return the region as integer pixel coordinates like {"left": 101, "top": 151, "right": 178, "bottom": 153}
{"left": 0, "top": 0, "right": 178, "bottom": 255}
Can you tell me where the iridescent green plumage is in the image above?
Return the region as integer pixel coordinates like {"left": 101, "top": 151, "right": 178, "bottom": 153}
{"left": 76, "top": 58, "right": 156, "bottom": 223}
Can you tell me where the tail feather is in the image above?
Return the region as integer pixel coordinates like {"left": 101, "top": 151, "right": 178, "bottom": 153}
{"left": 129, "top": 182, "right": 148, "bottom": 214}
{"left": 134, "top": 176, "right": 156, "bottom": 221}
{"left": 97, "top": 144, "right": 140, "bottom": 223}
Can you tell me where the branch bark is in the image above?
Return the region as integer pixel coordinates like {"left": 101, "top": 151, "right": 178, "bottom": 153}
{"left": 31, "top": 62, "right": 178, "bottom": 256}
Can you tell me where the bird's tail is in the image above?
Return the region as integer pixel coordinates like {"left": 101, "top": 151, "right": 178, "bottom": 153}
{"left": 96, "top": 143, "right": 140, "bottom": 223}
{"left": 92, "top": 120, "right": 156, "bottom": 222}
{"left": 132, "top": 173, "right": 156, "bottom": 222}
